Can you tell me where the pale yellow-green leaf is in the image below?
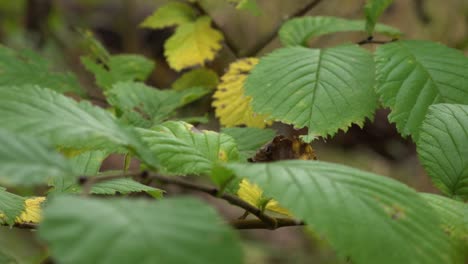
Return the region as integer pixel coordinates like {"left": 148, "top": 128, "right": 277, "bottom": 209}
{"left": 172, "top": 68, "right": 219, "bottom": 90}
{"left": 140, "top": 2, "right": 197, "bottom": 29}
{"left": 213, "top": 58, "right": 270, "bottom": 128}
{"left": 164, "top": 16, "right": 224, "bottom": 71}
{"left": 238, "top": 179, "right": 291, "bottom": 216}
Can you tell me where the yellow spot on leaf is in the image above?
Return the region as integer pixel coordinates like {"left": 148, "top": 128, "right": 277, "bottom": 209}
{"left": 164, "top": 16, "right": 224, "bottom": 71}
{"left": 218, "top": 150, "right": 228, "bottom": 161}
{"left": 212, "top": 58, "right": 271, "bottom": 128}
{"left": 17, "top": 197, "right": 45, "bottom": 223}
{"left": 140, "top": 2, "right": 196, "bottom": 29}
{"left": 0, "top": 197, "right": 46, "bottom": 224}
{"left": 237, "top": 179, "right": 291, "bottom": 216}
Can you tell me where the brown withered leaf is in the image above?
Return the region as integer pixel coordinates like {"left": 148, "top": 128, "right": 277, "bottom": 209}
{"left": 248, "top": 135, "right": 317, "bottom": 162}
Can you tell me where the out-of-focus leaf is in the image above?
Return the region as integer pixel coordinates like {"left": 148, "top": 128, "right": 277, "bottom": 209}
{"left": 81, "top": 54, "right": 155, "bottom": 91}
{"left": 0, "top": 188, "right": 25, "bottom": 225}
{"left": 0, "top": 85, "right": 158, "bottom": 167}
{"left": 0, "top": 45, "right": 83, "bottom": 95}
{"left": 165, "top": 16, "right": 224, "bottom": 71}
{"left": 90, "top": 178, "right": 163, "bottom": 198}
{"left": 106, "top": 82, "right": 209, "bottom": 128}
{"left": 39, "top": 196, "right": 243, "bottom": 264}
{"left": 0, "top": 130, "right": 74, "bottom": 186}
{"left": 140, "top": 2, "right": 197, "bottom": 29}
{"left": 364, "top": 0, "right": 394, "bottom": 35}
{"left": 172, "top": 68, "right": 219, "bottom": 90}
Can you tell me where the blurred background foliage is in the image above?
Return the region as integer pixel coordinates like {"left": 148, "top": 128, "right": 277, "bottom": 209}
{"left": 0, "top": 0, "right": 466, "bottom": 263}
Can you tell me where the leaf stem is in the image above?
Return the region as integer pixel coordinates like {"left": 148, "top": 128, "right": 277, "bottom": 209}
{"left": 231, "top": 218, "right": 304, "bottom": 230}
{"left": 357, "top": 36, "right": 397, "bottom": 45}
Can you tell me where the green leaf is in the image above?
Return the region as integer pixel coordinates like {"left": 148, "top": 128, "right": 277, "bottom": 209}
{"left": 421, "top": 193, "right": 468, "bottom": 253}
{"left": 375, "top": 40, "right": 468, "bottom": 139}
{"left": 245, "top": 45, "right": 377, "bottom": 141}
{"left": 0, "top": 45, "right": 83, "bottom": 95}
{"left": 0, "top": 188, "right": 25, "bottom": 225}
{"left": 226, "top": 160, "right": 461, "bottom": 264}
{"left": 39, "top": 196, "right": 243, "bottom": 264}
{"left": 0, "top": 226, "right": 46, "bottom": 264}
{"left": 82, "top": 54, "right": 155, "bottom": 90}
{"left": 279, "top": 16, "right": 401, "bottom": 46}
{"left": 52, "top": 150, "right": 109, "bottom": 194}
{"left": 364, "top": 0, "right": 394, "bottom": 36}
{"left": 172, "top": 68, "right": 219, "bottom": 90}
{"left": 0, "top": 85, "right": 157, "bottom": 167}
{"left": 138, "top": 121, "right": 239, "bottom": 175}
{"left": 68, "top": 150, "right": 109, "bottom": 176}
{"left": 106, "top": 82, "right": 209, "bottom": 128}
{"left": 90, "top": 178, "right": 163, "bottom": 198}
{"left": 164, "top": 16, "right": 224, "bottom": 71}
{"left": 221, "top": 127, "right": 276, "bottom": 161}
{"left": 140, "top": 2, "right": 197, "bottom": 29}
{"left": 0, "top": 130, "right": 74, "bottom": 186}
{"left": 417, "top": 104, "right": 468, "bottom": 200}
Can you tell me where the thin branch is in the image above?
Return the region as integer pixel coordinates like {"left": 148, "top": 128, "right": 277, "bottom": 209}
{"left": 242, "top": 0, "right": 323, "bottom": 56}
{"left": 80, "top": 171, "right": 281, "bottom": 229}
{"left": 231, "top": 218, "right": 304, "bottom": 230}
{"left": 12, "top": 223, "right": 38, "bottom": 230}
{"left": 357, "top": 36, "right": 397, "bottom": 45}
{"left": 149, "top": 173, "right": 279, "bottom": 229}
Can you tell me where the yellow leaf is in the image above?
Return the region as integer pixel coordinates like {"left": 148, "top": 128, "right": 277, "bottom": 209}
{"left": 212, "top": 58, "right": 270, "bottom": 128}
{"left": 0, "top": 197, "right": 46, "bottom": 224}
{"left": 164, "top": 16, "right": 224, "bottom": 71}
{"left": 172, "top": 68, "right": 219, "bottom": 90}
{"left": 140, "top": 2, "right": 197, "bottom": 29}
{"left": 237, "top": 179, "right": 291, "bottom": 216}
